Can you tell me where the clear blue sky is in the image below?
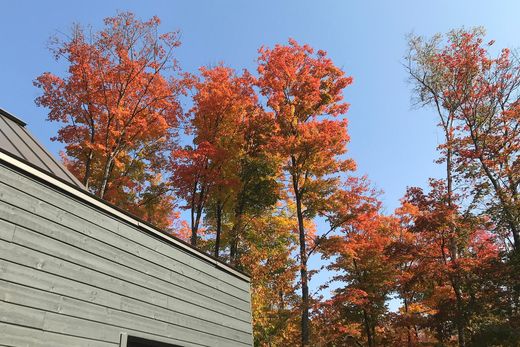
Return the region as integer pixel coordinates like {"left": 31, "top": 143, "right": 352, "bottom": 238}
{"left": 1, "top": 0, "right": 519, "bottom": 303}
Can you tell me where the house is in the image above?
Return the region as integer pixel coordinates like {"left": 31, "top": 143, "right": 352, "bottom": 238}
{"left": 0, "top": 107, "right": 253, "bottom": 347}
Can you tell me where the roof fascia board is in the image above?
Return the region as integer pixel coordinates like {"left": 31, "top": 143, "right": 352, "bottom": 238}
{"left": 0, "top": 107, "right": 27, "bottom": 126}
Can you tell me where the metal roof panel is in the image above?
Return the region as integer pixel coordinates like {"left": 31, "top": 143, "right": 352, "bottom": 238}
{"left": 0, "top": 107, "right": 85, "bottom": 189}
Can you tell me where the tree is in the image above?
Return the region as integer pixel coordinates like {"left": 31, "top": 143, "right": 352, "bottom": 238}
{"left": 257, "top": 39, "right": 354, "bottom": 346}
{"left": 405, "top": 28, "right": 520, "bottom": 251}
{"left": 319, "top": 181, "right": 396, "bottom": 347}
{"left": 239, "top": 207, "right": 301, "bottom": 346}
{"left": 170, "top": 65, "right": 278, "bottom": 250}
{"left": 406, "top": 30, "right": 520, "bottom": 345}
{"left": 395, "top": 180, "right": 501, "bottom": 346}
{"left": 34, "top": 12, "right": 184, "bottom": 228}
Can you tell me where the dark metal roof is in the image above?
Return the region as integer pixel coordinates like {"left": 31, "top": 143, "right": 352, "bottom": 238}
{"left": 0, "top": 107, "right": 85, "bottom": 189}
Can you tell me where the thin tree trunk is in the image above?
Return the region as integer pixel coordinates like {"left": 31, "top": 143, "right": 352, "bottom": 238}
{"left": 292, "top": 167, "right": 310, "bottom": 347}
{"left": 82, "top": 149, "right": 93, "bottom": 189}
{"left": 190, "top": 182, "right": 197, "bottom": 246}
{"left": 230, "top": 200, "right": 245, "bottom": 265}
{"left": 362, "top": 308, "right": 374, "bottom": 347}
{"left": 297, "top": 199, "right": 310, "bottom": 347}
{"left": 82, "top": 124, "right": 96, "bottom": 190}
{"left": 229, "top": 222, "right": 239, "bottom": 264}
{"left": 353, "top": 257, "right": 375, "bottom": 347}
{"left": 452, "top": 276, "right": 466, "bottom": 347}
{"left": 190, "top": 182, "right": 205, "bottom": 246}
{"left": 446, "top": 138, "right": 466, "bottom": 347}
{"left": 404, "top": 298, "right": 413, "bottom": 347}
{"left": 214, "top": 200, "right": 222, "bottom": 258}
{"left": 99, "top": 155, "right": 114, "bottom": 199}
{"left": 192, "top": 194, "right": 204, "bottom": 246}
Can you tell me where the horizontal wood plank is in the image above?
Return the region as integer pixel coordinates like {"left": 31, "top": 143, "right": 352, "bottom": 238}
{"left": 0, "top": 200, "right": 250, "bottom": 315}
{"left": 0, "top": 239, "right": 251, "bottom": 343}
{"left": 0, "top": 165, "right": 250, "bottom": 295}
{"left": 0, "top": 322, "right": 117, "bottom": 347}
{"left": 0, "top": 163, "right": 253, "bottom": 346}
{"left": 0, "top": 303, "right": 204, "bottom": 347}
{"left": 0, "top": 194, "right": 249, "bottom": 310}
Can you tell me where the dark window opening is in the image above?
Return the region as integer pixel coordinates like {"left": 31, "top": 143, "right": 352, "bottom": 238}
{"left": 126, "top": 336, "right": 182, "bottom": 347}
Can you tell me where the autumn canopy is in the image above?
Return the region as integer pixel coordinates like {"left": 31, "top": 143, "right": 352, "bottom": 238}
{"left": 34, "top": 13, "right": 520, "bottom": 347}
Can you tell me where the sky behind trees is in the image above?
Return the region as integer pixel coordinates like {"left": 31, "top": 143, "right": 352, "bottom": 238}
{"left": 1, "top": 0, "right": 519, "bottom": 307}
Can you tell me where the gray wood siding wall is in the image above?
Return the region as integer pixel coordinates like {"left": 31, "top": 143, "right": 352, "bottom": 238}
{"left": 0, "top": 163, "right": 253, "bottom": 347}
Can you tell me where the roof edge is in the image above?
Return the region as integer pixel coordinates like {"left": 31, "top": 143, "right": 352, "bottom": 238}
{"left": 0, "top": 107, "right": 27, "bottom": 127}
{"left": 0, "top": 149, "right": 251, "bottom": 283}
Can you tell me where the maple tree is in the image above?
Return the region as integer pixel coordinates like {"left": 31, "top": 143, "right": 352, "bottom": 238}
{"left": 170, "top": 65, "right": 279, "bottom": 252}
{"left": 394, "top": 180, "right": 502, "bottom": 346}
{"left": 257, "top": 39, "right": 354, "bottom": 346}
{"left": 239, "top": 206, "right": 301, "bottom": 346}
{"left": 318, "top": 180, "right": 396, "bottom": 347}
{"left": 35, "top": 13, "right": 520, "bottom": 346}
{"left": 405, "top": 29, "right": 520, "bottom": 346}
{"left": 406, "top": 28, "right": 520, "bottom": 251}
{"left": 34, "top": 12, "right": 184, "bottom": 228}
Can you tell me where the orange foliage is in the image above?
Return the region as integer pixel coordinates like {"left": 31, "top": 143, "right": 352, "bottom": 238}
{"left": 34, "top": 12, "right": 184, "bottom": 228}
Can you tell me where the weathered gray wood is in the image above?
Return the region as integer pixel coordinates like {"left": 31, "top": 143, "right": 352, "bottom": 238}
{"left": 0, "top": 164, "right": 250, "bottom": 295}
{"left": 0, "top": 258, "right": 250, "bottom": 334}
{"left": 0, "top": 196, "right": 249, "bottom": 311}
{"left": 0, "top": 303, "right": 204, "bottom": 347}
{"left": 0, "top": 301, "right": 45, "bottom": 330}
{"left": 0, "top": 259, "right": 124, "bottom": 313}
{"left": 0, "top": 244, "right": 250, "bottom": 343}
{"left": 0, "top": 200, "right": 250, "bottom": 315}
{"left": 0, "top": 218, "right": 15, "bottom": 242}
{"left": 0, "top": 163, "right": 254, "bottom": 346}
{"left": 0, "top": 239, "right": 251, "bottom": 343}
{"left": 0, "top": 220, "right": 250, "bottom": 328}
{"left": 1, "top": 281, "right": 250, "bottom": 346}
{"left": 0, "top": 322, "right": 117, "bottom": 347}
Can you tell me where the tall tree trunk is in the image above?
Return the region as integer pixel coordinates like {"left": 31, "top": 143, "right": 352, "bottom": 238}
{"left": 82, "top": 149, "right": 93, "bottom": 189}
{"left": 292, "top": 169, "right": 310, "bottom": 346}
{"left": 214, "top": 200, "right": 222, "bottom": 258}
{"left": 99, "top": 155, "right": 114, "bottom": 199}
{"left": 353, "top": 258, "right": 375, "bottom": 347}
{"left": 446, "top": 135, "right": 466, "bottom": 347}
{"left": 229, "top": 222, "right": 239, "bottom": 264}
{"left": 190, "top": 183, "right": 205, "bottom": 246}
{"left": 452, "top": 275, "right": 466, "bottom": 347}
{"left": 362, "top": 308, "right": 375, "bottom": 347}
{"left": 230, "top": 200, "right": 245, "bottom": 265}
{"left": 82, "top": 125, "right": 96, "bottom": 190}
{"left": 192, "top": 196, "right": 204, "bottom": 246}
{"left": 404, "top": 298, "right": 413, "bottom": 347}
{"left": 190, "top": 181, "right": 198, "bottom": 246}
